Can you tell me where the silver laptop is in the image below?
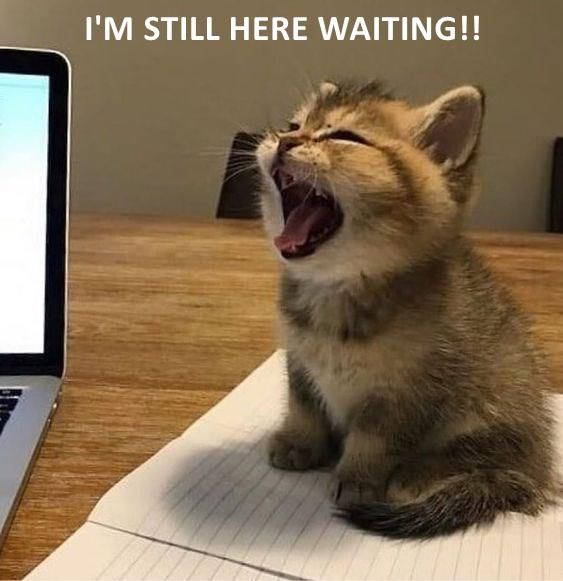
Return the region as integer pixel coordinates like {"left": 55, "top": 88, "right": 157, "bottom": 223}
{"left": 0, "top": 48, "right": 70, "bottom": 547}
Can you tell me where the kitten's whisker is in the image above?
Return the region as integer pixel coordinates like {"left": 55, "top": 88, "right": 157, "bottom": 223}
{"left": 325, "top": 175, "right": 346, "bottom": 210}
{"left": 199, "top": 145, "right": 259, "bottom": 155}
{"left": 224, "top": 159, "right": 259, "bottom": 172}
{"left": 198, "top": 133, "right": 262, "bottom": 155}
{"left": 225, "top": 164, "right": 260, "bottom": 176}
{"left": 264, "top": 125, "right": 281, "bottom": 140}
{"left": 222, "top": 163, "right": 259, "bottom": 185}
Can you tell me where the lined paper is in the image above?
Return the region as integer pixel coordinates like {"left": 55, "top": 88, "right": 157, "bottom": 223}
{"left": 28, "top": 523, "right": 285, "bottom": 581}
{"left": 28, "top": 352, "right": 563, "bottom": 580}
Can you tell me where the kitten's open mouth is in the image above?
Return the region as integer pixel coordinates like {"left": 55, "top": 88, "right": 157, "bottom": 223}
{"left": 271, "top": 168, "right": 343, "bottom": 260}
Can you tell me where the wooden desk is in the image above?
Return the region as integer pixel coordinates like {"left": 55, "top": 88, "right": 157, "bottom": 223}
{"left": 1, "top": 215, "right": 562, "bottom": 579}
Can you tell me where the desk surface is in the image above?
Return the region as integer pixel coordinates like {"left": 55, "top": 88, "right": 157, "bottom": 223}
{"left": 1, "top": 214, "right": 563, "bottom": 579}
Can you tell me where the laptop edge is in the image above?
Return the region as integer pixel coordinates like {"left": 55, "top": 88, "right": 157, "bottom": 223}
{"left": 0, "top": 47, "right": 71, "bottom": 549}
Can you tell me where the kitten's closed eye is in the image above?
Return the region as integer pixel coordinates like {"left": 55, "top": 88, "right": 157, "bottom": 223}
{"left": 325, "top": 130, "right": 369, "bottom": 145}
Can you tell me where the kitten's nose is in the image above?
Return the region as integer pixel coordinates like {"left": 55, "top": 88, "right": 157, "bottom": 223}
{"left": 278, "top": 136, "right": 302, "bottom": 156}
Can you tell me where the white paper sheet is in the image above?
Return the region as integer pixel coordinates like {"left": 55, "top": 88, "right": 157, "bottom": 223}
{"left": 28, "top": 351, "right": 563, "bottom": 580}
{"left": 29, "top": 523, "right": 285, "bottom": 581}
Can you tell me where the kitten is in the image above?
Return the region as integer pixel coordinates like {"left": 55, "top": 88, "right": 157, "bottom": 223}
{"left": 255, "top": 80, "right": 558, "bottom": 538}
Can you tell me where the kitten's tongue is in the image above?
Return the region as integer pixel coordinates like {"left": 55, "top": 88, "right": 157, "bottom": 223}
{"left": 274, "top": 200, "right": 333, "bottom": 252}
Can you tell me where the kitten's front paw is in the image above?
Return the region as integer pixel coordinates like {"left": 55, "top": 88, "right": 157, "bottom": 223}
{"left": 330, "top": 476, "right": 384, "bottom": 508}
{"left": 268, "top": 430, "right": 324, "bottom": 471}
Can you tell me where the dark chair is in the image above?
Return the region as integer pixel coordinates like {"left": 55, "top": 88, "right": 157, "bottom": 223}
{"left": 549, "top": 137, "right": 563, "bottom": 232}
{"left": 216, "top": 132, "right": 263, "bottom": 219}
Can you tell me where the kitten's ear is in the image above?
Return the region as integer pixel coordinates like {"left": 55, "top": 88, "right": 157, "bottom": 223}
{"left": 413, "top": 86, "right": 485, "bottom": 169}
{"left": 319, "top": 81, "right": 338, "bottom": 97}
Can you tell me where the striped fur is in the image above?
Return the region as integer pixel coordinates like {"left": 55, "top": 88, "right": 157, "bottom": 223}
{"left": 256, "top": 80, "right": 558, "bottom": 538}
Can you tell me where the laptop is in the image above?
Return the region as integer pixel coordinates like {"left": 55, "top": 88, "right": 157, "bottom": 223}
{"left": 0, "top": 48, "right": 70, "bottom": 547}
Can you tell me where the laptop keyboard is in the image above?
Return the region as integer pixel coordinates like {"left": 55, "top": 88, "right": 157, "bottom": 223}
{"left": 0, "top": 389, "right": 22, "bottom": 434}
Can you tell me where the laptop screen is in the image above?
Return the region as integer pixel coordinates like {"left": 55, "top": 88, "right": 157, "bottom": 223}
{"left": 0, "top": 73, "right": 50, "bottom": 354}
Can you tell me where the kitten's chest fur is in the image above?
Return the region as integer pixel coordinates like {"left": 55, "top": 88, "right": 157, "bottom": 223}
{"left": 286, "top": 328, "right": 421, "bottom": 428}
{"left": 280, "top": 265, "right": 446, "bottom": 428}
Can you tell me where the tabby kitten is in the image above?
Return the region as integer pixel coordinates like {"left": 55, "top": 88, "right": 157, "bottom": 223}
{"left": 254, "top": 80, "right": 558, "bottom": 539}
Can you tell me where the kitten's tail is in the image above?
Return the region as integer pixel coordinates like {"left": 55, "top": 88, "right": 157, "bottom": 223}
{"left": 338, "top": 469, "right": 547, "bottom": 539}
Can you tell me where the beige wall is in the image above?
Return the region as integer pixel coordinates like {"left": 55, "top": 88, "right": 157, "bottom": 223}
{"left": 1, "top": 0, "right": 562, "bottom": 230}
